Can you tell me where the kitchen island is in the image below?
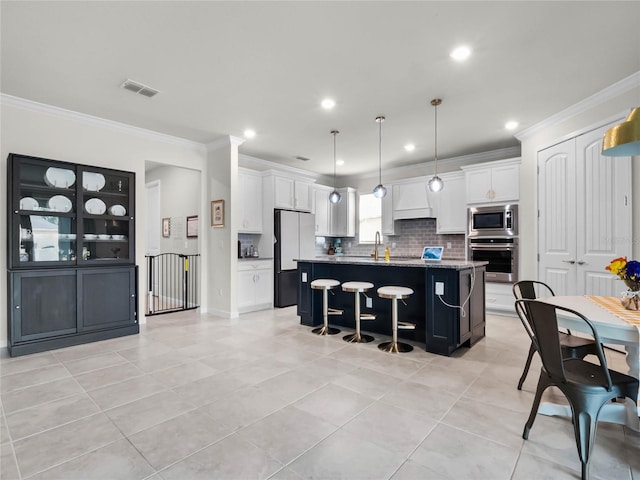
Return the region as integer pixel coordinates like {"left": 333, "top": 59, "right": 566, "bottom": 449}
{"left": 297, "top": 257, "right": 487, "bottom": 355}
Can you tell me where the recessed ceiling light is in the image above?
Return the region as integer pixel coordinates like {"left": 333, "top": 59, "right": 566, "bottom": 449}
{"left": 505, "top": 121, "right": 519, "bottom": 131}
{"left": 336, "top": 159, "right": 345, "bottom": 166}
{"left": 243, "top": 129, "right": 256, "bottom": 139}
{"left": 321, "top": 98, "right": 336, "bottom": 110}
{"left": 450, "top": 45, "right": 472, "bottom": 61}
{"left": 404, "top": 144, "right": 415, "bottom": 152}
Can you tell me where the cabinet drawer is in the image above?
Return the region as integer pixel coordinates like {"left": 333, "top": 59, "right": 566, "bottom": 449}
{"left": 237, "top": 259, "right": 272, "bottom": 271}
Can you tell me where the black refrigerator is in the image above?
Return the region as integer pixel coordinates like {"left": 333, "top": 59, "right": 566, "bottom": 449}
{"left": 274, "top": 209, "right": 316, "bottom": 307}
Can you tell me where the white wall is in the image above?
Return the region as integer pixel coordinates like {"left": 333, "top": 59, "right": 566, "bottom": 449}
{"left": 518, "top": 87, "right": 640, "bottom": 281}
{"left": 0, "top": 97, "right": 207, "bottom": 348}
{"left": 145, "top": 165, "right": 201, "bottom": 256}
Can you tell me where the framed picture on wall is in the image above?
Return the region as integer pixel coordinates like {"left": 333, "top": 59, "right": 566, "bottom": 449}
{"left": 162, "top": 218, "right": 170, "bottom": 238}
{"left": 211, "top": 199, "right": 224, "bottom": 227}
{"left": 186, "top": 215, "right": 198, "bottom": 238}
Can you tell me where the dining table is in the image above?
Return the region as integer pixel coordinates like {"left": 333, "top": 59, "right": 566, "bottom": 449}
{"left": 538, "top": 295, "right": 640, "bottom": 431}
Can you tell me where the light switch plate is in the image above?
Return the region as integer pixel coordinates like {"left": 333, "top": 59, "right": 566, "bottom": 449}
{"left": 435, "top": 282, "right": 445, "bottom": 295}
{"left": 366, "top": 297, "right": 373, "bottom": 308}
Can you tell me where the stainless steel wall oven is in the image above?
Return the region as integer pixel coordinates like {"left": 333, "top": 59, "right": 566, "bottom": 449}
{"left": 468, "top": 237, "right": 519, "bottom": 283}
{"left": 467, "top": 204, "right": 519, "bottom": 283}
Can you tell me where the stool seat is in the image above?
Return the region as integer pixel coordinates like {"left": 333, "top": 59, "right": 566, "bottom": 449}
{"left": 342, "top": 281, "right": 374, "bottom": 293}
{"left": 377, "top": 286, "right": 413, "bottom": 300}
{"left": 378, "top": 285, "right": 414, "bottom": 353}
{"left": 311, "top": 279, "right": 341, "bottom": 289}
{"left": 311, "top": 278, "right": 341, "bottom": 336}
{"left": 341, "top": 281, "right": 375, "bottom": 344}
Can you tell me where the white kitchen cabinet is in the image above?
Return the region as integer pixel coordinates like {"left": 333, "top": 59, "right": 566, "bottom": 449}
{"left": 381, "top": 187, "right": 395, "bottom": 235}
{"left": 392, "top": 178, "right": 433, "bottom": 220}
{"left": 485, "top": 282, "right": 515, "bottom": 314}
{"left": 433, "top": 171, "right": 466, "bottom": 234}
{"left": 238, "top": 169, "right": 263, "bottom": 233}
{"left": 273, "top": 176, "right": 311, "bottom": 211}
{"left": 312, "top": 185, "right": 332, "bottom": 236}
{"left": 330, "top": 187, "right": 356, "bottom": 237}
{"left": 237, "top": 259, "right": 273, "bottom": 312}
{"left": 462, "top": 158, "right": 520, "bottom": 204}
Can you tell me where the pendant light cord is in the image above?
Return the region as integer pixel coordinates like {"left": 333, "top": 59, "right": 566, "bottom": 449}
{"left": 433, "top": 100, "right": 439, "bottom": 176}
{"left": 376, "top": 116, "right": 385, "bottom": 185}
{"left": 332, "top": 130, "right": 338, "bottom": 190}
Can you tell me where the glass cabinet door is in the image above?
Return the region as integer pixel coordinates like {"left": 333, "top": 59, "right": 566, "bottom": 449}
{"left": 13, "top": 157, "right": 77, "bottom": 267}
{"left": 77, "top": 167, "right": 134, "bottom": 264}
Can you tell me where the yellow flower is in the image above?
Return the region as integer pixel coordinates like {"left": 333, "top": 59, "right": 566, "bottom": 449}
{"left": 606, "top": 257, "right": 627, "bottom": 276}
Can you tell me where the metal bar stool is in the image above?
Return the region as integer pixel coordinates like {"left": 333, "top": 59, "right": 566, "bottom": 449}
{"left": 377, "top": 286, "right": 415, "bottom": 353}
{"left": 341, "top": 281, "right": 375, "bottom": 343}
{"left": 310, "top": 278, "right": 342, "bottom": 335}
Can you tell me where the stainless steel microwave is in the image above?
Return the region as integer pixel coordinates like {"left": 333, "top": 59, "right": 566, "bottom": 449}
{"left": 468, "top": 204, "right": 518, "bottom": 238}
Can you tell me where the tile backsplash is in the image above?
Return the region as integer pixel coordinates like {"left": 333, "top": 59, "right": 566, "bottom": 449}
{"left": 316, "top": 218, "right": 466, "bottom": 260}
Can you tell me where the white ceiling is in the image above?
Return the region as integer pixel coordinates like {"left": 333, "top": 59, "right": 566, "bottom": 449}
{"left": 2, "top": 1, "right": 640, "bottom": 178}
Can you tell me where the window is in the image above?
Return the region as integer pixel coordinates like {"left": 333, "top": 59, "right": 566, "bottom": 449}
{"left": 359, "top": 193, "right": 382, "bottom": 243}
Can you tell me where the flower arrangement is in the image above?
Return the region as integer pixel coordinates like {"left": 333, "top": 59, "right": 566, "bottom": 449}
{"left": 606, "top": 257, "right": 640, "bottom": 290}
{"left": 606, "top": 257, "right": 640, "bottom": 310}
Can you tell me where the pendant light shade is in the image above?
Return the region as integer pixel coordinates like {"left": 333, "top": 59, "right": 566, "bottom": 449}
{"left": 372, "top": 116, "right": 387, "bottom": 198}
{"left": 329, "top": 130, "right": 342, "bottom": 204}
{"left": 602, "top": 107, "right": 640, "bottom": 156}
{"left": 427, "top": 98, "right": 444, "bottom": 193}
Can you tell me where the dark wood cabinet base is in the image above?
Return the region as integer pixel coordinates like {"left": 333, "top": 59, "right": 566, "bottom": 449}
{"left": 8, "top": 324, "right": 139, "bottom": 357}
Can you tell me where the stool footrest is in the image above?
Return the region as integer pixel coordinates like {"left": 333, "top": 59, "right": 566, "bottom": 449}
{"left": 328, "top": 308, "right": 343, "bottom": 316}
{"left": 360, "top": 313, "right": 376, "bottom": 320}
{"left": 398, "top": 321, "right": 416, "bottom": 330}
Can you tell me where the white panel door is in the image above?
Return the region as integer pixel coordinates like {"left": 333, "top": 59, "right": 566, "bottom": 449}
{"left": 575, "top": 126, "right": 632, "bottom": 296}
{"left": 538, "top": 139, "right": 577, "bottom": 295}
{"left": 538, "top": 122, "right": 632, "bottom": 297}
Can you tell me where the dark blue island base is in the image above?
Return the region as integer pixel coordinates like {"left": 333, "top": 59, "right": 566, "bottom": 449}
{"left": 297, "top": 258, "right": 486, "bottom": 356}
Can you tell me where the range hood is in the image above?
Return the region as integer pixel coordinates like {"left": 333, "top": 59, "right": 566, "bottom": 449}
{"left": 392, "top": 181, "right": 434, "bottom": 220}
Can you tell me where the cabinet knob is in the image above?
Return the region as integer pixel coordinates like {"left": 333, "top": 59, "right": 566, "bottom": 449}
{"left": 15, "top": 305, "right": 20, "bottom": 309}
{"left": 14, "top": 210, "right": 19, "bottom": 214}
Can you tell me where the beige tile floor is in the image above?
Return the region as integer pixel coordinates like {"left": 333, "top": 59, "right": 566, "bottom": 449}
{"left": 1, "top": 307, "right": 639, "bottom": 480}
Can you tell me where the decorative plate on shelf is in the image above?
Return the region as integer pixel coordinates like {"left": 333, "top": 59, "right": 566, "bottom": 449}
{"left": 19, "top": 197, "right": 39, "bottom": 210}
{"left": 98, "top": 234, "right": 110, "bottom": 240}
{"left": 108, "top": 204, "right": 126, "bottom": 216}
{"left": 83, "top": 233, "right": 97, "bottom": 240}
{"left": 82, "top": 172, "right": 106, "bottom": 192}
{"left": 48, "top": 195, "right": 72, "bottom": 212}
{"left": 44, "top": 167, "right": 76, "bottom": 188}
{"left": 111, "top": 234, "right": 127, "bottom": 240}
{"left": 84, "top": 198, "right": 107, "bottom": 215}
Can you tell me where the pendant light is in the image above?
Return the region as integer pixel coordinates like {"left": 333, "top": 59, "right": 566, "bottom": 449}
{"left": 427, "top": 98, "right": 444, "bottom": 193}
{"left": 328, "top": 130, "right": 342, "bottom": 204}
{"left": 602, "top": 107, "right": 640, "bottom": 156}
{"left": 372, "top": 116, "right": 387, "bottom": 198}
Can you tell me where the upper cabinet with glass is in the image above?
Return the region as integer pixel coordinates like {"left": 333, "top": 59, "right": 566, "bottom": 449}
{"left": 8, "top": 153, "right": 135, "bottom": 269}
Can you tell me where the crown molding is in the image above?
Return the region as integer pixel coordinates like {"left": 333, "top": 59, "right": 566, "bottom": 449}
{"left": 206, "top": 135, "right": 245, "bottom": 151}
{"left": 515, "top": 70, "right": 640, "bottom": 141}
{"left": 238, "top": 153, "right": 320, "bottom": 180}
{"left": 340, "top": 146, "right": 521, "bottom": 183}
{"left": 1, "top": 93, "right": 206, "bottom": 152}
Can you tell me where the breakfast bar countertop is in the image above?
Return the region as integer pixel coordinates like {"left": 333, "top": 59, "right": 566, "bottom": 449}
{"left": 298, "top": 256, "right": 487, "bottom": 270}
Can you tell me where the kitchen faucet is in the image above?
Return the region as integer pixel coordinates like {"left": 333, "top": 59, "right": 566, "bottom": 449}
{"left": 373, "top": 231, "right": 381, "bottom": 260}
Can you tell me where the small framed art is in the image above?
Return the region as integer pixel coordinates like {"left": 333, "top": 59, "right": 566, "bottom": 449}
{"left": 211, "top": 199, "right": 224, "bottom": 227}
{"left": 186, "top": 215, "right": 199, "bottom": 238}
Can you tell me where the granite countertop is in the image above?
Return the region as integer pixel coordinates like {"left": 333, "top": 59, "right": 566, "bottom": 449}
{"left": 297, "top": 256, "right": 487, "bottom": 269}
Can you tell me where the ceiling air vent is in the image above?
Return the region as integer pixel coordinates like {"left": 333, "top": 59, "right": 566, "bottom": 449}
{"left": 295, "top": 156, "right": 311, "bottom": 162}
{"left": 120, "top": 79, "right": 160, "bottom": 98}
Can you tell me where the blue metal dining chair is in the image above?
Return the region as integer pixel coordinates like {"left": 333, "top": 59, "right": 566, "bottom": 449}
{"left": 515, "top": 299, "right": 639, "bottom": 480}
{"left": 513, "top": 280, "right": 598, "bottom": 390}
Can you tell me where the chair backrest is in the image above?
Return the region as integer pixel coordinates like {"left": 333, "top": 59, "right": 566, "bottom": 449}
{"left": 513, "top": 280, "right": 555, "bottom": 300}
{"left": 515, "top": 299, "right": 612, "bottom": 390}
